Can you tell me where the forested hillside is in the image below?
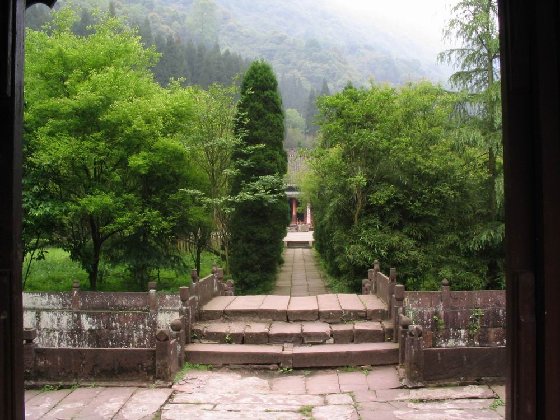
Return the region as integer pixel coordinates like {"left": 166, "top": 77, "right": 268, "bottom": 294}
{"left": 27, "top": 0, "right": 447, "bottom": 120}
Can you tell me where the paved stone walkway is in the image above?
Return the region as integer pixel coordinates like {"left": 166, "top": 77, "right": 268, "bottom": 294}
{"left": 25, "top": 367, "right": 506, "bottom": 419}
{"left": 273, "top": 248, "right": 328, "bottom": 296}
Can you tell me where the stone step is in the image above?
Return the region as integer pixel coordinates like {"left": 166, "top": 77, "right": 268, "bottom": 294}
{"left": 191, "top": 320, "right": 387, "bottom": 345}
{"left": 199, "top": 294, "right": 388, "bottom": 322}
{"left": 185, "top": 342, "right": 399, "bottom": 368}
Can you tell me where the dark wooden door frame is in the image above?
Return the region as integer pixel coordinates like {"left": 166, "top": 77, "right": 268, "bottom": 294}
{"left": 499, "top": 0, "right": 560, "bottom": 418}
{"left": 2, "top": 0, "right": 559, "bottom": 418}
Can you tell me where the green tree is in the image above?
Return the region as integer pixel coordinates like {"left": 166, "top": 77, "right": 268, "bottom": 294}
{"left": 230, "top": 60, "right": 288, "bottom": 294}
{"left": 306, "top": 82, "right": 489, "bottom": 291}
{"left": 183, "top": 84, "right": 242, "bottom": 272}
{"left": 438, "top": 0, "right": 503, "bottom": 288}
{"left": 24, "top": 8, "right": 201, "bottom": 289}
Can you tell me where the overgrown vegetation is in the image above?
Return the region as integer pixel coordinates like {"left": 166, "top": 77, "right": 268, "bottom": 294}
{"left": 22, "top": 6, "right": 266, "bottom": 292}
{"left": 303, "top": 0, "right": 503, "bottom": 292}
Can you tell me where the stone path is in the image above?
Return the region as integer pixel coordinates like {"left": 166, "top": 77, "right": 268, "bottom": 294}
{"left": 25, "top": 367, "right": 506, "bottom": 419}
{"left": 273, "top": 248, "right": 327, "bottom": 296}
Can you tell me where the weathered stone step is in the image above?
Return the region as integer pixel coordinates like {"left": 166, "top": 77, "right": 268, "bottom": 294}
{"left": 200, "top": 294, "right": 387, "bottom": 322}
{"left": 192, "top": 320, "right": 387, "bottom": 345}
{"left": 185, "top": 342, "right": 399, "bottom": 368}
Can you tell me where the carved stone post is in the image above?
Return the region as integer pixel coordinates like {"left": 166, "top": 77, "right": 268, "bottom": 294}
{"left": 398, "top": 315, "right": 411, "bottom": 365}
{"left": 224, "top": 279, "right": 235, "bottom": 296}
{"left": 441, "top": 278, "right": 450, "bottom": 309}
{"left": 155, "top": 329, "right": 178, "bottom": 381}
{"left": 404, "top": 325, "right": 424, "bottom": 387}
{"left": 170, "top": 318, "right": 185, "bottom": 366}
{"left": 179, "top": 285, "right": 193, "bottom": 343}
{"left": 148, "top": 281, "right": 158, "bottom": 311}
{"left": 373, "top": 260, "right": 380, "bottom": 294}
{"left": 23, "top": 328, "right": 37, "bottom": 379}
{"left": 388, "top": 267, "right": 397, "bottom": 317}
{"left": 362, "top": 278, "right": 371, "bottom": 295}
{"left": 440, "top": 279, "right": 450, "bottom": 342}
{"left": 71, "top": 279, "right": 80, "bottom": 311}
{"left": 393, "top": 284, "right": 405, "bottom": 343}
{"left": 216, "top": 268, "right": 225, "bottom": 294}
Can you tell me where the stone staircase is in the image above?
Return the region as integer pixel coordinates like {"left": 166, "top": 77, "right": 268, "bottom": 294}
{"left": 184, "top": 294, "right": 399, "bottom": 368}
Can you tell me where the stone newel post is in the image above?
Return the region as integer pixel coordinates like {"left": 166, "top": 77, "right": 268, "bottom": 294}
{"left": 392, "top": 284, "right": 405, "bottom": 343}
{"left": 404, "top": 325, "right": 424, "bottom": 387}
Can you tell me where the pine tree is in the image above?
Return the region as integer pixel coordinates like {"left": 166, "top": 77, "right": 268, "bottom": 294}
{"left": 229, "top": 60, "right": 288, "bottom": 294}
{"left": 439, "top": 0, "right": 503, "bottom": 288}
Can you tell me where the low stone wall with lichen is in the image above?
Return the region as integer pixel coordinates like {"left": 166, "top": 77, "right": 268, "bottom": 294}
{"left": 403, "top": 285, "right": 506, "bottom": 348}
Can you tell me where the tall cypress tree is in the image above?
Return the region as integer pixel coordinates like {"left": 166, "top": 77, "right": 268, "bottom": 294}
{"left": 230, "top": 60, "right": 288, "bottom": 294}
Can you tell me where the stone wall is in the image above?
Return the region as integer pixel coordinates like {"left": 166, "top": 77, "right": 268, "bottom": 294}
{"left": 23, "top": 268, "right": 234, "bottom": 383}
{"left": 363, "top": 262, "right": 506, "bottom": 385}
{"left": 403, "top": 283, "right": 506, "bottom": 348}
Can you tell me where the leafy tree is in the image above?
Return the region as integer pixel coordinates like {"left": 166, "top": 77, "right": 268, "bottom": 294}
{"left": 306, "top": 82, "right": 489, "bottom": 291}
{"left": 183, "top": 84, "right": 242, "bottom": 272}
{"left": 438, "top": 0, "right": 503, "bottom": 288}
{"left": 24, "top": 8, "right": 201, "bottom": 289}
{"left": 230, "top": 60, "right": 288, "bottom": 294}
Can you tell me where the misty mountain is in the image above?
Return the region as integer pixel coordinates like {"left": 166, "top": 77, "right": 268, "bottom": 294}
{"left": 27, "top": 0, "right": 450, "bottom": 115}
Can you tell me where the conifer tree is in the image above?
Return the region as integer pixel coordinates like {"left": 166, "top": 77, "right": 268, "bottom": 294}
{"left": 229, "top": 60, "right": 288, "bottom": 293}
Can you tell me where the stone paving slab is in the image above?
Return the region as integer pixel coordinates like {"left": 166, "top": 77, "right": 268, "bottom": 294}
{"left": 244, "top": 322, "right": 270, "bottom": 344}
{"left": 25, "top": 390, "right": 41, "bottom": 402}
{"left": 273, "top": 247, "right": 327, "bottom": 296}
{"left": 224, "top": 295, "right": 267, "bottom": 318}
{"left": 200, "top": 295, "right": 236, "bottom": 320}
{"left": 366, "top": 366, "right": 402, "bottom": 390}
{"left": 172, "top": 392, "right": 324, "bottom": 406}
{"left": 26, "top": 368, "right": 505, "bottom": 420}
{"left": 338, "top": 371, "right": 369, "bottom": 392}
{"left": 113, "top": 388, "right": 173, "bottom": 420}
{"left": 359, "top": 294, "right": 388, "bottom": 320}
{"left": 185, "top": 343, "right": 284, "bottom": 365}
{"left": 269, "top": 321, "right": 302, "bottom": 344}
{"left": 313, "top": 404, "right": 359, "bottom": 420}
{"left": 74, "top": 387, "right": 137, "bottom": 419}
{"left": 25, "top": 389, "right": 72, "bottom": 419}
{"left": 259, "top": 295, "right": 290, "bottom": 320}
{"left": 287, "top": 296, "right": 318, "bottom": 321}
{"left": 292, "top": 342, "right": 399, "bottom": 368}
{"left": 354, "top": 321, "right": 385, "bottom": 343}
{"left": 163, "top": 407, "right": 302, "bottom": 420}
{"left": 331, "top": 323, "right": 354, "bottom": 343}
{"left": 317, "top": 293, "right": 343, "bottom": 322}
{"left": 338, "top": 293, "right": 367, "bottom": 319}
{"left": 301, "top": 321, "right": 331, "bottom": 343}
{"left": 41, "top": 387, "right": 106, "bottom": 419}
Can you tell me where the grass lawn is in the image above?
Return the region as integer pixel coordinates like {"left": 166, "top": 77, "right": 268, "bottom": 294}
{"left": 23, "top": 248, "right": 220, "bottom": 292}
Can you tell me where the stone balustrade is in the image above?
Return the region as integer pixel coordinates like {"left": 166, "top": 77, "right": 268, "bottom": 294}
{"left": 23, "top": 267, "right": 234, "bottom": 383}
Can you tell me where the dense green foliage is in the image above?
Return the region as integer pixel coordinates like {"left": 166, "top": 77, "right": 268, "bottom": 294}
{"left": 229, "top": 61, "right": 288, "bottom": 294}
{"left": 23, "top": 8, "right": 223, "bottom": 290}
{"left": 27, "top": 0, "right": 446, "bottom": 143}
{"left": 306, "top": 82, "right": 499, "bottom": 291}
{"left": 439, "top": 0, "right": 503, "bottom": 288}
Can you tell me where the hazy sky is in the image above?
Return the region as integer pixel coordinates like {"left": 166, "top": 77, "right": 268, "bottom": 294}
{"left": 330, "top": 0, "right": 460, "bottom": 55}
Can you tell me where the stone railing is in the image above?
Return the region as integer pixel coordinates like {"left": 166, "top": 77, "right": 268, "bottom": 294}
{"left": 23, "top": 267, "right": 234, "bottom": 383}
{"left": 362, "top": 261, "right": 506, "bottom": 386}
